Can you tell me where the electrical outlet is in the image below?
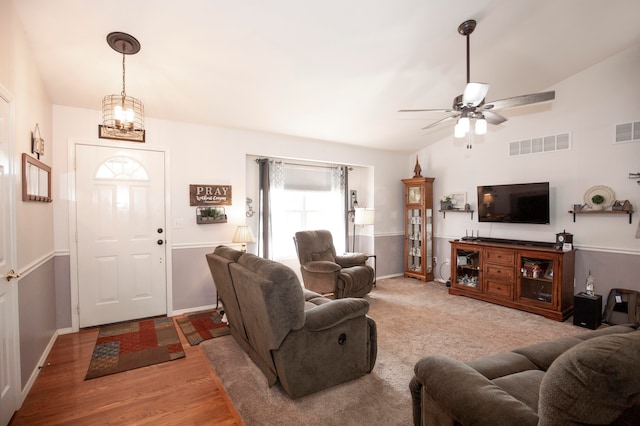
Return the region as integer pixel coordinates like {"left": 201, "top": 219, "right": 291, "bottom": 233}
{"left": 433, "top": 256, "right": 437, "bottom": 264}
{"left": 174, "top": 219, "right": 184, "bottom": 229}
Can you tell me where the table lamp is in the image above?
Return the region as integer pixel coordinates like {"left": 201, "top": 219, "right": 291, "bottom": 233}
{"left": 353, "top": 208, "right": 375, "bottom": 252}
{"left": 232, "top": 225, "right": 255, "bottom": 252}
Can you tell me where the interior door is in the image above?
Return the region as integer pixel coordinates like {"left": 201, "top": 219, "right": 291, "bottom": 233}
{"left": 76, "top": 144, "right": 167, "bottom": 328}
{"left": 0, "top": 94, "right": 19, "bottom": 426}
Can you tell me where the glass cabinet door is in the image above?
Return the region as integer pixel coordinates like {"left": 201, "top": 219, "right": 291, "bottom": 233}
{"left": 453, "top": 247, "right": 481, "bottom": 289}
{"left": 406, "top": 208, "right": 422, "bottom": 273}
{"left": 425, "top": 208, "right": 432, "bottom": 274}
{"left": 517, "top": 256, "right": 556, "bottom": 305}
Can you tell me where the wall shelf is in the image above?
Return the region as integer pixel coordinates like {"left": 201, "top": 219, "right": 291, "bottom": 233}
{"left": 568, "top": 209, "right": 634, "bottom": 224}
{"left": 439, "top": 209, "right": 475, "bottom": 220}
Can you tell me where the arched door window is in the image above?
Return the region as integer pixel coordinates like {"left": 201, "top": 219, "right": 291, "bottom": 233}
{"left": 95, "top": 156, "right": 149, "bottom": 180}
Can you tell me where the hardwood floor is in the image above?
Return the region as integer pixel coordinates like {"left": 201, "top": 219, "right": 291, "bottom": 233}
{"left": 9, "top": 319, "right": 243, "bottom": 425}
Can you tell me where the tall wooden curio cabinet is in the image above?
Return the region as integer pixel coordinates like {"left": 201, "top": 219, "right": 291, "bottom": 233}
{"left": 402, "top": 177, "right": 435, "bottom": 281}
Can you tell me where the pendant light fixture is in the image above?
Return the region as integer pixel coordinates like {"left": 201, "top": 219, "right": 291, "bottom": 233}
{"left": 99, "top": 32, "right": 145, "bottom": 142}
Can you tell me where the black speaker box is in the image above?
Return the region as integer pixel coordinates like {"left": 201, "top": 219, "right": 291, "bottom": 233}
{"left": 573, "top": 293, "right": 602, "bottom": 329}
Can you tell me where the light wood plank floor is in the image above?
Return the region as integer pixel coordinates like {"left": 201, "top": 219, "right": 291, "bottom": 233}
{"left": 9, "top": 319, "right": 243, "bottom": 425}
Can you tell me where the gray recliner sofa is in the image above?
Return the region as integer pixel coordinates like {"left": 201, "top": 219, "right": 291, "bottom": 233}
{"left": 206, "top": 245, "right": 377, "bottom": 399}
{"left": 410, "top": 325, "right": 640, "bottom": 425}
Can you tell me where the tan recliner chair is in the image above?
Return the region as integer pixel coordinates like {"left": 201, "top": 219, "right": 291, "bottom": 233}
{"left": 293, "top": 229, "right": 374, "bottom": 298}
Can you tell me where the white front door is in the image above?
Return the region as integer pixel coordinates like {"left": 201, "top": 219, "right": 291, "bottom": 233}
{"left": 76, "top": 144, "right": 167, "bottom": 328}
{"left": 0, "top": 94, "right": 19, "bottom": 425}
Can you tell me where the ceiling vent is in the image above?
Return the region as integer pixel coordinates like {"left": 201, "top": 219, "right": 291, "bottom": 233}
{"left": 509, "top": 132, "right": 571, "bottom": 157}
{"left": 615, "top": 121, "right": 640, "bottom": 144}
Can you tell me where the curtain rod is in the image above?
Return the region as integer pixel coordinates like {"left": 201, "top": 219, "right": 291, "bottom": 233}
{"left": 256, "top": 157, "right": 352, "bottom": 171}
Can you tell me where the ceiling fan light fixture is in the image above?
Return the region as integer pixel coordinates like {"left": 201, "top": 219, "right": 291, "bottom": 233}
{"left": 475, "top": 116, "right": 487, "bottom": 135}
{"left": 462, "top": 82, "right": 489, "bottom": 106}
{"left": 458, "top": 116, "right": 470, "bottom": 133}
{"left": 100, "top": 32, "right": 145, "bottom": 142}
{"left": 454, "top": 120, "right": 466, "bottom": 138}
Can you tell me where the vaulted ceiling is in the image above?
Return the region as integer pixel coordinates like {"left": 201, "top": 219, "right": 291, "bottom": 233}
{"left": 12, "top": 0, "right": 640, "bottom": 152}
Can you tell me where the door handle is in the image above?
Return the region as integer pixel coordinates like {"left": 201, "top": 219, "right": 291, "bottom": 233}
{"left": 157, "top": 239, "right": 164, "bottom": 245}
{"left": 6, "top": 269, "right": 21, "bottom": 281}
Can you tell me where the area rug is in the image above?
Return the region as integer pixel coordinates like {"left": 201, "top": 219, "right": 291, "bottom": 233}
{"left": 85, "top": 317, "right": 185, "bottom": 380}
{"left": 201, "top": 277, "right": 586, "bottom": 425}
{"left": 176, "top": 309, "right": 230, "bottom": 345}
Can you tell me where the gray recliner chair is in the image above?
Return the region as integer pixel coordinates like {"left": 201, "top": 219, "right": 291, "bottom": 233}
{"left": 293, "top": 229, "right": 374, "bottom": 298}
{"left": 206, "top": 245, "right": 377, "bottom": 399}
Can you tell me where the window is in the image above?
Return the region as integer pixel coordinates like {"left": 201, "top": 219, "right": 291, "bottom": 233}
{"left": 264, "top": 162, "right": 346, "bottom": 260}
{"left": 95, "top": 156, "right": 149, "bottom": 180}
{"left": 271, "top": 189, "right": 345, "bottom": 260}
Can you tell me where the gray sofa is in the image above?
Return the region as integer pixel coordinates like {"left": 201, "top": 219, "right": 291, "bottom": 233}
{"left": 206, "top": 245, "right": 377, "bottom": 399}
{"left": 410, "top": 325, "right": 640, "bottom": 425}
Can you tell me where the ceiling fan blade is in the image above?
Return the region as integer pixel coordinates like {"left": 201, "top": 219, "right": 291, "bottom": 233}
{"left": 399, "top": 108, "right": 456, "bottom": 113}
{"left": 462, "top": 82, "right": 489, "bottom": 106}
{"left": 483, "top": 111, "right": 507, "bottom": 125}
{"left": 422, "top": 114, "right": 459, "bottom": 130}
{"left": 482, "top": 91, "right": 555, "bottom": 111}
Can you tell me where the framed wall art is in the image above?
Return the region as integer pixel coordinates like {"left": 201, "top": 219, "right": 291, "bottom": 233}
{"left": 22, "top": 153, "right": 52, "bottom": 202}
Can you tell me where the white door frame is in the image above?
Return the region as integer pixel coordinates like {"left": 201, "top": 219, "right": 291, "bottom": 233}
{"left": 68, "top": 138, "right": 173, "bottom": 332}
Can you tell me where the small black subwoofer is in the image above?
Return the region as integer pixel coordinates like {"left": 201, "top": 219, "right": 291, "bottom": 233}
{"left": 573, "top": 293, "right": 602, "bottom": 330}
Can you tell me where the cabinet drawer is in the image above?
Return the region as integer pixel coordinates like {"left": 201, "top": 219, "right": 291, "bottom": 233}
{"left": 485, "top": 249, "right": 515, "bottom": 266}
{"left": 485, "top": 264, "right": 515, "bottom": 281}
{"left": 486, "top": 280, "right": 513, "bottom": 299}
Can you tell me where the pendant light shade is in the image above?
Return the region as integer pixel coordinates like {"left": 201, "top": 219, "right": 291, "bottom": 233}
{"left": 102, "top": 94, "right": 144, "bottom": 132}
{"left": 100, "top": 32, "right": 145, "bottom": 142}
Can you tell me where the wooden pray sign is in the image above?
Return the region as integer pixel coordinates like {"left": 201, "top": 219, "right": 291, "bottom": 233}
{"left": 189, "top": 184, "right": 232, "bottom": 206}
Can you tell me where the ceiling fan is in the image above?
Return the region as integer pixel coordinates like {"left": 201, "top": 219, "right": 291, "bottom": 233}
{"left": 400, "top": 19, "right": 555, "bottom": 148}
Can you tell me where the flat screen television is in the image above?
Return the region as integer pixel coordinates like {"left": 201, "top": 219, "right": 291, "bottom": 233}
{"left": 477, "top": 182, "right": 550, "bottom": 224}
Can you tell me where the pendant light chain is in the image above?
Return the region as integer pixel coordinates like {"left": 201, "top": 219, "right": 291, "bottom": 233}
{"left": 121, "top": 48, "right": 127, "bottom": 99}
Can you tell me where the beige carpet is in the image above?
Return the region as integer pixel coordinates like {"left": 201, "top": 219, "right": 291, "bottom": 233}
{"left": 200, "top": 277, "right": 586, "bottom": 426}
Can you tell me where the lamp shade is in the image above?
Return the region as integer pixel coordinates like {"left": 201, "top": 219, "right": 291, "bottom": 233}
{"left": 475, "top": 116, "right": 487, "bottom": 135}
{"left": 232, "top": 225, "right": 255, "bottom": 244}
{"left": 354, "top": 208, "right": 375, "bottom": 225}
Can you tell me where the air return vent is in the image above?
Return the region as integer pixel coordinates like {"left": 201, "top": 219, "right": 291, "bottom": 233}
{"left": 509, "top": 132, "right": 571, "bottom": 157}
{"left": 615, "top": 121, "right": 640, "bottom": 144}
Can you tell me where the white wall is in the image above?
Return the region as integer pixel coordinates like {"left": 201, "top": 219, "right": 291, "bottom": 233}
{"left": 52, "top": 108, "right": 407, "bottom": 255}
{"left": 1, "top": 0, "right": 54, "bottom": 269}
{"left": 1, "top": 0, "right": 57, "bottom": 400}
{"left": 416, "top": 43, "right": 640, "bottom": 254}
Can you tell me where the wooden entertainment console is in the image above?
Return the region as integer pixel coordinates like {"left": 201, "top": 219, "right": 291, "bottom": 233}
{"left": 449, "top": 238, "right": 575, "bottom": 321}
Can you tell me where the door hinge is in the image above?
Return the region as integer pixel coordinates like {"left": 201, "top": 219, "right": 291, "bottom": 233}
{"left": 76, "top": 304, "right": 80, "bottom": 315}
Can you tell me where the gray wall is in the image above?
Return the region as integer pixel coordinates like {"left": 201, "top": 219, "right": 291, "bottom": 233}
{"left": 19, "top": 258, "right": 56, "bottom": 389}
{"left": 54, "top": 255, "right": 71, "bottom": 329}
{"left": 575, "top": 250, "right": 639, "bottom": 312}
{"left": 171, "top": 247, "right": 218, "bottom": 311}
{"left": 374, "top": 234, "right": 404, "bottom": 278}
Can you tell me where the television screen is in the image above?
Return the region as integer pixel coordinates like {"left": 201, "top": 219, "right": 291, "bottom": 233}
{"left": 477, "top": 182, "right": 550, "bottom": 224}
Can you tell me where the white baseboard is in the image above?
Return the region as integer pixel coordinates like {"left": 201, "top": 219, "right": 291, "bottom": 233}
{"left": 20, "top": 330, "right": 59, "bottom": 406}
{"left": 171, "top": 303, "right": 219, "bottom": 316}
{"left": 376, "top": 273, "right": 403, "bottom": 280}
